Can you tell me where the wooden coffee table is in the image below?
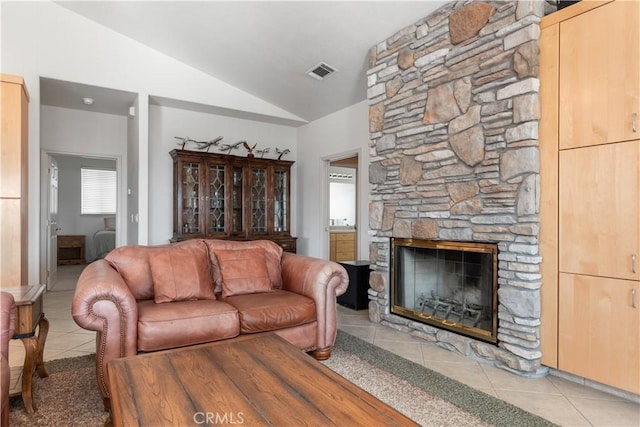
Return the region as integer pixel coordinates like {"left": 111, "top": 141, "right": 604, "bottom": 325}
{"left": 107, "top": 333, "right": 418, "bottom": 426}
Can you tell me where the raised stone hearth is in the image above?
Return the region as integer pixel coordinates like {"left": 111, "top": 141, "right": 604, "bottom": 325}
{"left": 367, "top": 1, "right": 553, "bottom": 377}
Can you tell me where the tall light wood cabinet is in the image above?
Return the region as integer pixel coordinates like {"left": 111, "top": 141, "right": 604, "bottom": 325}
{"left": 0, "top": 74, "right": 29, "bottom": 287}
{"left": 540, "top": 0, "right": 640, "bottom": 394}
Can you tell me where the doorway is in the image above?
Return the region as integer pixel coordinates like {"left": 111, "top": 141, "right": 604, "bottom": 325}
{"left": 328, "top": 154, "right": 358, "bottom": 262}
{"left": 40, "top": 151, "right": 120, "bottom": 290}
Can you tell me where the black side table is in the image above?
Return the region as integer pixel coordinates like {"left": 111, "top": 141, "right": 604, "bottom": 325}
{"left": 337, "top": 261, "right": 370, "bottom": 310}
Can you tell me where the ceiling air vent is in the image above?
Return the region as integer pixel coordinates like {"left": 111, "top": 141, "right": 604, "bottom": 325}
{"left": 306, "top": 62, "right": 338, "bottom": 80}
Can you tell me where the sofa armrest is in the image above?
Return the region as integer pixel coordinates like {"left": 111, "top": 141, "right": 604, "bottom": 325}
{"left": 71, "top": 260, "right": 138, "bottom": 347}
{"left": 281, "top": 253, "right": 348, "bottom": 354}
{"left": 0, "top": 292, "right": 15, "bottom": 361}
{"left": 0, "top": 292, "right": 15, "bottom": 425}
{"left": 71, "top": 259, "right": 138, "bottom": 402}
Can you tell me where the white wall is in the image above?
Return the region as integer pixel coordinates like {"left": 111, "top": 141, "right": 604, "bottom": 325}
{"left": 40, "top": 106, "right": 127, "bottom": 266}
{"left": 40, "top": 106, "right": 127, "bottom": 156}
{"left": 55, "top": 155, "right": 117, "bottom": 262}
{"left": 2, "top": 1, "right": 370, "bottom": 279}
{"left": 296, "top": 101, "right": 370, "bottom": 259}
{"left": 0, "top": 2, "right": 303, "bottom": 124}
{"left": 126, "top": 98, "right": 140, "bottom": 245}
{"left": 148, "top": 105, "right": 297, "bottom": 245}
{"left": 1, "top": 1, "right": 305, "bottom": 283}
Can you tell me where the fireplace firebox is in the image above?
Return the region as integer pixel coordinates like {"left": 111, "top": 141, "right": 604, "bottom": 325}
{"left": 391, "top": 239, "right": 498, "bottom": 344}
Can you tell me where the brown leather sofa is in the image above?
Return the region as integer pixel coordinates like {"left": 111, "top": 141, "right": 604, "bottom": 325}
{"left": 1, "top": 291, "right": 16, "bottom": 426}
{"left": 72, "top": 239, "right": 349, "bottom": 410}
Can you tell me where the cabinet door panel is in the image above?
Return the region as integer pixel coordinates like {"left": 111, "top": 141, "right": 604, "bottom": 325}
{"left": 559, "top": 141, "right": 639, "bottom": 280}
{"left": 0, "top": 82, "right": 25, "bottom": 198}
{"left": 273, "top": 168, "right": 289, "bottom": 233}
{"left": 0, "top": 199, "right": 22, "bottom": 284}
{"left": 230, "top": 166, "right": 244, "bottom": 235}
{"left": 559, "top": 0, "right": 639, "bottom": 149}
{"left": 206, "top": 162, "right": 226, "bottom": 235}
{"left": 180, "top": 160, "right": 203, "bottom": 235}
{"left": 249, "top": 166, "right": 267, "bottom": 233}
{"left": 559, "top": 273, "right": 639, "bottom": 394}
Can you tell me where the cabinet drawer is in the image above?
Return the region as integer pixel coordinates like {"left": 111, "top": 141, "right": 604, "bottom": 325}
{"left": 58, "top": 235, "right": 85, "bottom": 248}
{"left": 333, "top": 233, "right": 354, "bottom": 241}
{"left": 336, "top": 240, "right": 355, "bottom": 251}
{"left": 335, "top": 251, "right": 354, "bottom": 260}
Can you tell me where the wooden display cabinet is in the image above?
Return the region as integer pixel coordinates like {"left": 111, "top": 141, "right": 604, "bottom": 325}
{"left": 170, "top": 149, "right": 296, "bottom": 252}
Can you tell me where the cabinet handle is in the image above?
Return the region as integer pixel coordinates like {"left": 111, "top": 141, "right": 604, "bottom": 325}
{"left": 633, "top": 113, "right": 638, "bottom": 133}
{"left": 633, "top": 289, "right": 637, "bottom": 309}
{"left": 633, "top": 254, "right": 637, "bottom": 274}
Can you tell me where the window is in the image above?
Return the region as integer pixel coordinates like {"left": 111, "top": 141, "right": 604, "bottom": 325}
{"left": 81, "top": 168, "right": 116, "bottom": 214}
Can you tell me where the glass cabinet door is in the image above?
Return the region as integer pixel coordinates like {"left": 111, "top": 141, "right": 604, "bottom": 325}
{"left": 274, "top": 169, "right": 288, "bottom": 233}
{"left": 251, "top": 167, "right": 267, "bottom": 233}
{"left": 208, "top": 164, "right": 226, "bottom": 234}
{"left": 231, "top": 167, "right": 244, "bottom": 234}
{"left": 182, "top": 161, "right": 201, "bottom": 234}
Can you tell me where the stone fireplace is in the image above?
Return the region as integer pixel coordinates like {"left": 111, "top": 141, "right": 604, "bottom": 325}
{"left": 367, "top": 1, "right": 551, "bottom": 377}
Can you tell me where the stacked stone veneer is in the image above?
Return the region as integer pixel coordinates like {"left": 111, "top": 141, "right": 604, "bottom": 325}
{"left": 367, "top": 1, "right": 553, "bottom": 377}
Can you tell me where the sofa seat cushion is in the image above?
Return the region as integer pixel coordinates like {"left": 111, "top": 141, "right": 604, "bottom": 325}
{"left": 137, "top": 299, "right": 239, "bottom": 352}
{"left": 222, "top": 290, "right": 316, "bottom": 334}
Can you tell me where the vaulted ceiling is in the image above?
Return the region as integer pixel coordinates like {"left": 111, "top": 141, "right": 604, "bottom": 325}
{"left": 54, "top": 1, "right": 448, "bottom": 123}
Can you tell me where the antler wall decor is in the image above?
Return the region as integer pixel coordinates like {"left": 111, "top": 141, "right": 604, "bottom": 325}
{"left": 174, "top": 136, "right": 291, "bottom": 160}
{"left": 218, "top": 141, "right": 244, "bottom": 154}
{"left": 174, "top": 136, "right": 196, "bottom": 149}
{"left": 194, "top": 136, "right": 223, "bottom": 152}
{"left": 242, "top": 141, "right": 258, "bottom": 158}
{"left": 275, "top": 148, "right": 291, "bottom": 160}
{"left": 256, "top": 147, "right": 270, "bottom": 158}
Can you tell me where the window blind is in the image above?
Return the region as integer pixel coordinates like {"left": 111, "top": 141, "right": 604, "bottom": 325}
{"left": 81, "top": 168, "right": 116, "bottom": 214}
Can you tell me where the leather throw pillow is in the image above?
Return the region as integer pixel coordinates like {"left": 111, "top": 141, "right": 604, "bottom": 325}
{"left": 150, "top": 241, "right": 216, "bottom": 303}
{"left": 213, "top": 247, "right": 272, "bottom": 298}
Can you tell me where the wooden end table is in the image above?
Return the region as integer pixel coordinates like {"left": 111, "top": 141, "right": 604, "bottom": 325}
{"left": 5, "top": 284, "right": 49, "bottom": 414}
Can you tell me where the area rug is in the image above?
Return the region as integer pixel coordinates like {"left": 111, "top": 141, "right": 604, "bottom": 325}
{"left": 9, "top": 331, "right": 556, "bottom": 426}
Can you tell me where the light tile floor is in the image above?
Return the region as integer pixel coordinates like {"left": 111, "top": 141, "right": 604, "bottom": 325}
{"left": 337, "top": 306, "right": 640, "bottom": 427}
{"left": 9, "top": 265, "right": 640, "bottom": 426}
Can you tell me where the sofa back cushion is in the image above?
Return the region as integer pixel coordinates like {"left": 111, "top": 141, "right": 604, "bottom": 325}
{"left": 105, "top": 245, "right": 159, "bottom": 300}
{"left": 214, "top": 247, "right": 272, "bottom": 298}
{"left": 204, "top": 239, "right": 283, "bottom": 292}
{"left": 105, "top": 240, "right": 214, "bottom": 300}
{"left": 149, "top": 240, "right": 216, "bottom": 303}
